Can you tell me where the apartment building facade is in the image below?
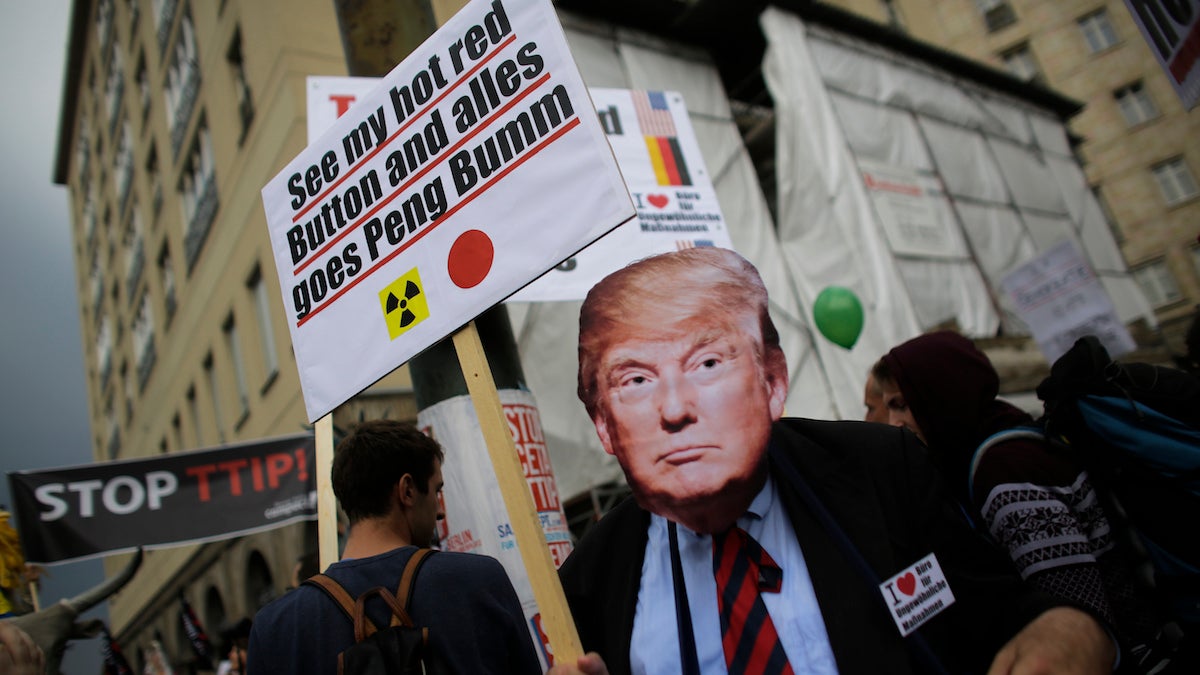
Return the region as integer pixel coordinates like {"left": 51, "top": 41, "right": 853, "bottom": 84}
{"left": 825, "top": 0, "right": 1200, "bottom": 352}
{"left": 51, "top": 0, "right": 431, "bottom": 666}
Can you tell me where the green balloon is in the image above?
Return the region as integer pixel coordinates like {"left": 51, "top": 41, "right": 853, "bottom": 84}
{"left": 813, "top": 286, "right": 864, "bottom": 349}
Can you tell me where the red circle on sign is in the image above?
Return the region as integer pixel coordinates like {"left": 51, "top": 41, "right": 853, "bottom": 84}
{"left": 448, "top": 229, "right": 494, "bottom": 289}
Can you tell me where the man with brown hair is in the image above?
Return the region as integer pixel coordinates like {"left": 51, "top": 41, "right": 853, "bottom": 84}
{"left": 561, "top": 247, "right": 1114, "bottom": 675}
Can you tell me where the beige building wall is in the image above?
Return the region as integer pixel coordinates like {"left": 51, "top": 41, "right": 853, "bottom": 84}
{"left": 831, "top": 0, "right": 1200, "bottom": 351}
{"left": 56, "top": 0, "right": 422, "bottom": 665}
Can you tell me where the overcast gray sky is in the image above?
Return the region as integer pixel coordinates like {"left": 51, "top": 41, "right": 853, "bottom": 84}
{"left": 1, "top": 4, "right": 105, "bottom": 672}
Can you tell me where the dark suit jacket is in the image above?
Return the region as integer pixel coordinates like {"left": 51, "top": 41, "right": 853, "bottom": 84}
{"left": 559, "top": 418, "right": 1056, "bottom": 675}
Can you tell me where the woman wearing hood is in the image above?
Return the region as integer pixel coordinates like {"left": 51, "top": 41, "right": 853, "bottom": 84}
{"left": 872, "top": 331, "right": 1172, "bottom": 673}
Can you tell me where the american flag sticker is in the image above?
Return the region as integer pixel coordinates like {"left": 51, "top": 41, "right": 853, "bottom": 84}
{"left": 633, "top": 91, "right": 692, "bottom": 186}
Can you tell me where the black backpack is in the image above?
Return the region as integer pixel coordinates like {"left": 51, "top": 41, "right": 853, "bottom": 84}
{"left": 305, "top": 549, "right": 449, "bottom": 675}
{"left": 1033, "top": 336, "right": 1200, "bottom": 622}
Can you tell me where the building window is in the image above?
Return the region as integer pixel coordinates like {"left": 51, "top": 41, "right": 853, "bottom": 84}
{"left": 97, "top": 316, "right": 114, "bottom": 392}
{"left": 90, "top": 248, "right": 105, "bottom": 317}
{"left": 165, "top": 8, "right": 200, "bottom": 154}
{"left": 133, "top": 293, "right": 157, "bottom": 390}
{"left": 113, "top": 119, "right": 134, "bottom": 214}
{"left": 122, "top": 362, "right": 135, "bottom": 422}
{"left": 1078, "top": 9, "right": 1118, "bottom": 53}
{"left": 224, "top": 314, "right": 250, "bottom": 423}
{"left": 1133, "top": 259, "right": 1182, "bottom": 307}
{"left": 124, "top": 205, "right": 145, "bottom": 296}
{"left": 976, "top": 0, "right": 1017, "bottom": 32}
{"left": 105, "top": 399, "right": 120, "bottom": 459}
{"left": 172, "top": 412, "right": 183, "bottom": 451}
{"left": 76, "top": 120, "right": 91, "bottom": 186}
{"left": 180, "top": 119, "right": 218, "bottom": 268}
{"left": 187, "top": 386, "right": 203, "bottom": 447}
{"left": 158, "top": 244, "right": 177, "bottom": 323}
{"left": 97, "top": 0, "right": 115, "bottom": 52}
{"left": 881, "top": 0, "right": 906, "bottom": 31}
{"left": 1152, "top": 157, "right": 1200, "bottom": 206}
{"left": 136, "top": 52, "right": 151, "bottom": 125}
{"left": 105, "top": 42, "right": 125, "bottom": 135}
{"left": 204, "top": 354, "right": 226, "bottom": 443}
{"left": 227, "top": 29, "right": 255, "bottom": 145}
{"left": 146, "top": 143, "right": 163, "bottom": 218}
{"left": 1114, "top": 81, "right": 1159, "bottom": 126}
{"left": 249, "top": 267, "right": 279, "bottom": 387}
{"left": 1001, "top": 43, "right": 1040, "bottom": 82}
{"left": 154, "top": 0, "right": 179, "bottom": 53}
{"left": 127, "top": 0, "right": 140, "bottom": 34}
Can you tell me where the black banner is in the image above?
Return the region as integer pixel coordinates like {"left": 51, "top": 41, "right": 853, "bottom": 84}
{"left": 6, "top": 433, "right": 316, "bottom": 564}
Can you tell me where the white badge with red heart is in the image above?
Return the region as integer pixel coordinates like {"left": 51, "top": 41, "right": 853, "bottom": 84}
{"left": 879, "top": 553, "right": 956, "bottom": 636}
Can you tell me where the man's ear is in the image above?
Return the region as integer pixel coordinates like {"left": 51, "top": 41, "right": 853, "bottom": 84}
{"left": 397, "top": 473, "right": 416, "bottom": 506}
{"left": 765, "top": 349, "right": 789, "bottom": 421}
{"left": 594, "top": 414, "right": 617, "bottom": 456}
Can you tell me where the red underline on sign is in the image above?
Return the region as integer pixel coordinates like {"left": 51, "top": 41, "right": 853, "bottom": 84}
{"left": 293, "top": 70, "right": 553, "bottom": 275}
{"left": 295, "top": 115, "right": 583, "bottom": 328}
{"left": 292, "top": 33, "right": 520, "bottom": 225}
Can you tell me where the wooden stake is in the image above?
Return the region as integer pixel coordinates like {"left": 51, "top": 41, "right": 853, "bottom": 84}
{"left": 315, "top": 414, "right": 339, "bottom": 569}
{"left": 453, "top": 321, "right": 582, "bottom": 662}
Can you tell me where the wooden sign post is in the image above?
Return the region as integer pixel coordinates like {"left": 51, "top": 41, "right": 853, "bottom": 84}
{"left": 453, "top": 321, "right": 583, "bottom": 661}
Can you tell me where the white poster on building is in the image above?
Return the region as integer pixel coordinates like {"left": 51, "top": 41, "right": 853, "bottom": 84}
{"left": 1001, "top": 238, "right": 1135, "bottom": 364}
{"left": 263, "top": 0, "right": 634, "bottom": 422}
{"left": 1123, "top": 0, "right": 1200, "bottom": 109}
{"left": 309, "top": 81, "right": 735, "bottom": 302}
{"left": 418, "top": 389, "right": 569, "bottom": 668}
{"left": 860, "top": 160, "right": 958, "bottom": 258}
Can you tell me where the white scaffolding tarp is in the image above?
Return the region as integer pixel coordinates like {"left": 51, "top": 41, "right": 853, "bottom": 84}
{"left": 513, "top": 7, "right": 1154, "bottom": 502}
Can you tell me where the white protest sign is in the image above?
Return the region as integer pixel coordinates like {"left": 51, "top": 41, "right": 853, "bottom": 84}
{"left": 1000, "top": 238, "right": 1135, "bottom": 364}
{"left": 1123, "top": 0, "right": 1200, "bottom": 109}
{"left": 859, "top": 160, "right": 960, "bottom": 259}
{"left": 308, "top": 82, "right": 734, "bottom": 301}
{"left": 263, "top": 0, "right": 634, "bottom": 422}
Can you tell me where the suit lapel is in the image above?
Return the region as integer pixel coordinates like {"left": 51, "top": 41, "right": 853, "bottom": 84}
{"left": 770, "top": 430, "right": 914, "bottom": 675}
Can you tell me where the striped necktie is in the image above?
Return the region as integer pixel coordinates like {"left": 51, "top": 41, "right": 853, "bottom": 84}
{"left": 713, "top": 527, "right": 793, "bottom": 675}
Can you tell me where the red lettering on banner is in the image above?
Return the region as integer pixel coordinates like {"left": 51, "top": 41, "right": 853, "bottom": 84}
{"left": 528, "top": 475, "right": 560, "bottom": 512}
{"left": 506, "top": 404, "right": 553, "bottom": 480}
{"left": 184, "top": 446, "right": 312, "bottom": 502}
{"left": 250, "top": 457, "right": 264, "bottom": 491}
{"left": 330, "top": 94, "right": 357, "bottom": 117}
{"left": 186, "top": 465, "right": 218, "bottom": 502}
{"left": 266, "top": 452, "right": 295, "bottom": 488}
{"left": 445, "top": 528, "right": 482, "bottom": 553}
{"left": 218, "top": 460, "right": 249, "bottom": 495}
{"left": 548, "top": 542, "right": 571, "bottom": 568}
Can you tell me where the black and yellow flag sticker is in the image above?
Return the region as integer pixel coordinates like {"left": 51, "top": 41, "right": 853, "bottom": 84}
{"left": 379, "top": 268, "right": 429, "bottom": 340}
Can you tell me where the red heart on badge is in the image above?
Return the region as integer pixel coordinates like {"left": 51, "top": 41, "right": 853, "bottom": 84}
{"left": 648, "top": 194, "right": 669, "bottom": 208}
{"left": 896, "top": 572, "right": 917, "bottom": 596}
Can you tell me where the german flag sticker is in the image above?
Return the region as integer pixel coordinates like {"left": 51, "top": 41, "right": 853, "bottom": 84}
{"left": 379, "top": 268, "right": 429, "bottom": 340}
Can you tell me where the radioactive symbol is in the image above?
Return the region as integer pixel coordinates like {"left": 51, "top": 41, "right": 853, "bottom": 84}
{"left": 379, "top": 268, "right": 429, "bottom": 340}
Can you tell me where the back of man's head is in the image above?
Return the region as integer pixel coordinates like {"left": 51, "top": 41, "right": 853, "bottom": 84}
{"left": 332, "top": 420, "right": 444, "bottom": 524}
{"left": 576, "top": 247, "right": 781, "bottom": 416}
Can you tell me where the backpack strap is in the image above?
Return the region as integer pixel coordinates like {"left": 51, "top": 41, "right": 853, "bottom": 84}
{"left": 351, "top": 587, "right": 414, "bottom": 642}
{"left": 388, "top": 548, "right": 435, "bottom": 629}
{"left": 968, "top": 426, "right": 1046, "bottom": 504}
{"left": 304, "top": 574, "right": 381, "bottom": 639}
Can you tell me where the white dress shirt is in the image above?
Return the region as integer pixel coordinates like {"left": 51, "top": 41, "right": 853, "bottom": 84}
{"left": 629, "top": 475, "right": 840, "bottom": 674}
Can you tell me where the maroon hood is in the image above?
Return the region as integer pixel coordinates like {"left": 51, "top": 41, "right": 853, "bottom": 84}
{"left": 881, "top": 331, "right": 1030, "bottom": 485}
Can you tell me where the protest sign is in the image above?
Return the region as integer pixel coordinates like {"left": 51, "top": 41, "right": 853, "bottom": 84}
{"left": 263, "top": 0, "right": 634, "bottom": 422}
{"left": 309, "top": 79, "right": 734, "bottom": 302}
{"left": 7, "top": 434, "right": 315, "bottom": 564}
{"left": 1000, "top": 238, "right": 1135, "bottom": 364}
